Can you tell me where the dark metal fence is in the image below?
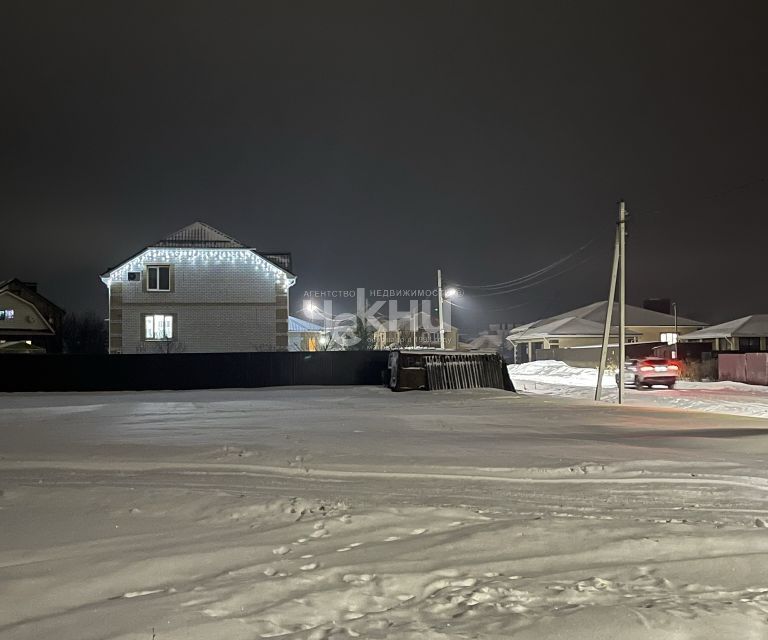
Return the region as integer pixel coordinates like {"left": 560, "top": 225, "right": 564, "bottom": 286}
{"left": 0, "top": 351, "right": 391, "bottom": 392}
{"left": 387, "top": 350, "right": 515, "bottom": 392}
{"left": 424, "top": 353, "right": 508, "bottom": 390}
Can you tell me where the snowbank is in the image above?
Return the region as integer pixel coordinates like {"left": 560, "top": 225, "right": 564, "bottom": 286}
{"left": 509, "top": 360, "right": 768, "bottom": 418}
{"left": 508, "top": 359, "right": 616, "bottom": 387}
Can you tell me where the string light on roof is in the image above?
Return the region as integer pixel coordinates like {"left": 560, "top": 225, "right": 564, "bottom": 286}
{"left": 107, "top": 248, "right": 295, "bottom": 286}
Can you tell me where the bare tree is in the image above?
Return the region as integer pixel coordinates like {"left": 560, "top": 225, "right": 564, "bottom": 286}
{"left": 61, "top": 312, "right": 108, "bottom": 354}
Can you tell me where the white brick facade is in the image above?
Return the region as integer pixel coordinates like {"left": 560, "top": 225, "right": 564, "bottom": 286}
{"left": 102, "top": 229, "right": 294, "bottom": 354}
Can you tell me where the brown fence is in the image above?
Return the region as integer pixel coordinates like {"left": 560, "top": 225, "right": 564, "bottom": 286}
{"left": 719, "top": 353, "right": 768, "bottom": 385}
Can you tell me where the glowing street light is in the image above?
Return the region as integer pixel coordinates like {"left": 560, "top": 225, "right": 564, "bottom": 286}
{"left": 437, "top": 270, "right": 459, "bottom": 350}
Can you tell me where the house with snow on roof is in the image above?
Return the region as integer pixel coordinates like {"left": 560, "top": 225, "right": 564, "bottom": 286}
{"left": 507, "top": 300, "right": 705, "bottom": 363}
{"left": 373, "top": 311, "right": 459, "bottom": 350}
{"left": 287, "top": 315, "right": 326, "bottom": 351}
{"left": 100, "top": 222, "right": 296, "bottom": 354}
{"left": 680, "top": 315, "right": 768, "bottom": 353}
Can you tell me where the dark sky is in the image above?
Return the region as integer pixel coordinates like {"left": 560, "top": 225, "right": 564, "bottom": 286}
{"left": 2, "top": 1, "right": 767, "bottom": 330}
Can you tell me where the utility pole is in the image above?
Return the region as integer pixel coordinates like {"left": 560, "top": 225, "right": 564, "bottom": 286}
{"left": 595, "top": 200, "right": 627, "bottom": 403}
{"left": 595, "top": 227, "right": 620, "bottom": 401}
{"left": 437, "top": 268, "right": 446, "bottom": 350}
{"left": 618, "top": 200, "right": 627, "bottom": 405}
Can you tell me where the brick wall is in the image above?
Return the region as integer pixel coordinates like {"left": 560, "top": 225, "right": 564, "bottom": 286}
{"left": 106, "top": 249, "right": 292, "bottom": 353}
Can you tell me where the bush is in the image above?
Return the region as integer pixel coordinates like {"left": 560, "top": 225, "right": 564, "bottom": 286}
{"left": 679, "top": 359, "right": 717, "bottom": 381}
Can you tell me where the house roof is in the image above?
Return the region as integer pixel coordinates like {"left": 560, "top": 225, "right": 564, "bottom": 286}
{"left": 680, "top": 315, "right": 768, "bottom": 341}
{"left": 387, "top": 311, "right": 456, "bottom": 332}
{"left": 508, "top": 316, "right": 640, "bottom": 342}
{"left": 466, "top": 333, "right": 503, "bottom": 350}
{"left": 544, "top": 301, "right": 705, "bottom": 327}
{"left": 101, "top": 222, "right": 295, "bottom": 278}
{"left": 151, "top": 221, "right": 246, "bottom": 248}
{"left": 288, "top": 316, "right": 325, "bottom": 332}
{"left": 0, "top": 279, "right": 65, "bottom": 314}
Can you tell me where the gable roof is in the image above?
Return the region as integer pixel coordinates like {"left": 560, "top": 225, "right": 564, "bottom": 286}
{"left": 680, "top": 315, "right": 768, "bottom": 341}
{"left": 386, "top": 311, "right": 457, "bottom": 332}
{"left": 152, "top": 221, "right": 246, "bottom": 248}
{"left": 101, "top": 221, "right": 295, "bottom": 278}
{"left": 466, "top": 333, "right": 503, "bottom": 350}
{"left": 543, "top": 301, "right": 704, "bottom": 328}
{"left": 288, "top": 316, "right": 325, "bottom": 332}
{"left": 507, "top": 316, "right": 640, "bottom": 342}
{"left": 0, "top": 279, "right": 65, "bottom": 315}
{"left": 0, "top": 290, "right": 56, "bottom": 334}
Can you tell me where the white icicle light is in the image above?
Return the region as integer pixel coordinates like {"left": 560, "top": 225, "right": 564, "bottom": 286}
{"left": 108, "top": 248, "right": 295, "bottom": 287}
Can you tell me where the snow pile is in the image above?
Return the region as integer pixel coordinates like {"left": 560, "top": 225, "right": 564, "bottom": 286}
{"left": 509, "top": 360, "right": 768, "bottom": 418}
{"left": 508, "top": 359, "right": 616, "bottom": 388}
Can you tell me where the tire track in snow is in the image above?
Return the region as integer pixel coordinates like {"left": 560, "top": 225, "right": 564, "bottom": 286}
{"left": 5, "top": 459, "right": 768, "bottom": 494}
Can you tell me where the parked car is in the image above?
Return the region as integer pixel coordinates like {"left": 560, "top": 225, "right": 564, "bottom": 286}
{"left": 616, "top": 357, "right": 679, "bottom": 389}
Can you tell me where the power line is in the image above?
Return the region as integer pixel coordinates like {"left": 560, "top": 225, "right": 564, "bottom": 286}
{"left": 448, "top": 299, "right": 529, "bottom": 313}
{"left": 467, "top": 254, "right": 597, "bottom": 297}
{"left": 456, "top": 239, "right": 596, "bottom": 290}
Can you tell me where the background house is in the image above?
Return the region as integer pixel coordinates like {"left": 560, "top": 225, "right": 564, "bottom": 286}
{"left": 680, "top": 315, "right": 768, "bottom": 353}
{"left": 463, "top": 323, "right": 515, "bottom": 353}
{"left": 0, "top": 279, "right": 64, "bottom": 353}
{"left": 508, "top": 300, "right": 705, "bottom": 364}
{"left": 288, "top": 315, "right": 326, "bottom": 351}
{"left": 508, "top": 317, "right": 642, "bottom": 363}
{"left": 464, "top": 333, "right": 503, "bottom": 352}
{"left": 101, "top": 222, "right": 295, "bottom": 354}
{"left": 374, "top": 311, "right": 458, "bottom": 350}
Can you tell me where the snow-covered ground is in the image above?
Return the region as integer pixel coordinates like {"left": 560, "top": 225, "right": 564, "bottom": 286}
{"left": 2, "top": 386, "right": 768, "bottom": 639}
{"left": 509, "top": 359, "right": 768, "bottom": 419}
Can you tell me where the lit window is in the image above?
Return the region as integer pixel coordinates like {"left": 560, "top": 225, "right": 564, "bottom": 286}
{"left": 147, "top": 265, "right": 171, "bottom": 291}
{"left": 660, "top": 332, "right": 678, "bottom": 344}
{"left": 0, "top": 309, "right": 14, "bottom": 320}
{"left": 144, "top": 314, "right": 174, "bottom": 340}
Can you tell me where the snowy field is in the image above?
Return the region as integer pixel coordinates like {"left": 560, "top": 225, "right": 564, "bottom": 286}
{"left": 509, "top": 360, "right": 768, "bottom": 419}
{"left": 3, "top": 386, "right": 768, "bottom": 639}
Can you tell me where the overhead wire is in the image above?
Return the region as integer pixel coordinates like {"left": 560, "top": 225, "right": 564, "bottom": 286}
{"left": 465, "top": 254, "right": 598, "bottom": 297}
{"left": 448, "top": 298, "right": 529, "bottom": 313}
{"left": 456, "top": 239, "right": 596, "bottom": 290}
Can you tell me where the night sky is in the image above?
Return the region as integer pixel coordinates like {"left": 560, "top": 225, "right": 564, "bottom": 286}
{"left": 2, "top": 1, "right": 767, "bottom": 331}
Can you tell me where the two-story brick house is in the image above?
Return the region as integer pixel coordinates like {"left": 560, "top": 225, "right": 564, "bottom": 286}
{"left": 100, "top": 222, "right": 296, "bottom": 353}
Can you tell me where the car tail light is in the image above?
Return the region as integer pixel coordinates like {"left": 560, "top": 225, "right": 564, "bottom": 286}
{"left": 640, "top": 366, "right": 654, "bottom": 371}
{"left": 668, "top": 364, "right": 679, "bottom": 370}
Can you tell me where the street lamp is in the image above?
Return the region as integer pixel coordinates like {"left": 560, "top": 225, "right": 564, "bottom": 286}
{"left": 437, "top": 271, "right": 458, "bottom": 350}
{"left": 303, "top": 301, "right": 334, "bottom": 350}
